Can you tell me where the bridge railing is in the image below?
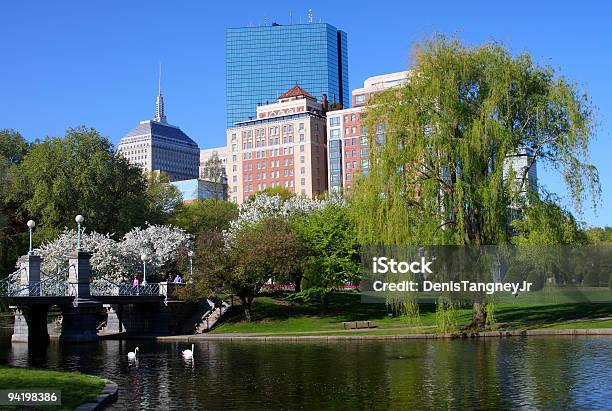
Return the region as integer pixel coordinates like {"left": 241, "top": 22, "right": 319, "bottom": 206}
{"left": 90, "top": 277, "right": 161, "bottom": 297}
{"left": 3, "top": 267, "right": 70, "bottom": 297}
{"left": 0, "top": 268, "right": 24, "bottom": 296}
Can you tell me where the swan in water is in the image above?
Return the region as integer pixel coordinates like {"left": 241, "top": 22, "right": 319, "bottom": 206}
{"left": 182, "top": 344, "right": 194, "bottom": 359}
{"left": 127, "top": 347, "right": 139, "bottom": 360}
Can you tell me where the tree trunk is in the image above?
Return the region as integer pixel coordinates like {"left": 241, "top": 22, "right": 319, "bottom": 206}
{"left": 241, "top": 296, "right": 252, "bottom": 322}
{"left": 294, "top": 281, "right": 301, "bottom": 293}
{"left": 320, "top": 292, "right": 328, "bottom": 314}
{"left": 471, "top": 301, "right": 486, "bottom": 329}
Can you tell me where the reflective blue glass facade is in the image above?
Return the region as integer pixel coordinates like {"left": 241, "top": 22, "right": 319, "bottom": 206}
{"left": 226, "top": 23, "right": 348, "bottom": 126}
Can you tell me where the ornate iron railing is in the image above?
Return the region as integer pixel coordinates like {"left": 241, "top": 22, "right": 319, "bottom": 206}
{"left": 0, "top": 268, "right": 24, "bottom": 296}
{"left": 90, "top": 277, "right": 161, "bottom": 297}
{"left": 4, "top": 267, "right": 71, "bottom": 297}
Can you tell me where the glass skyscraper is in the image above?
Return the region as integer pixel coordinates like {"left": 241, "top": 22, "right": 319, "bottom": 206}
{"left": 226, "top": 22, "right": 348, "bottom": 126}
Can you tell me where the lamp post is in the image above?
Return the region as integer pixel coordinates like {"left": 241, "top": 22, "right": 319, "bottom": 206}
{"left": 75, "top": 215, "right": 84, "bottom": 251}
{"left": 188, "top": 250, "right": 194, "bottom": 278}
{"left": 27, "top": 220, "right": 35, "bottom": 255}
{"left": 141, "top": 253, "right": 149, "bottom": 285}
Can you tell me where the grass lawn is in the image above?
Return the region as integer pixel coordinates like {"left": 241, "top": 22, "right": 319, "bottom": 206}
{"left": 212, "top": 291, "right": 612, "bottom": 335}
{"left": 0, "top": 366, "right": 105, "bottom": 411}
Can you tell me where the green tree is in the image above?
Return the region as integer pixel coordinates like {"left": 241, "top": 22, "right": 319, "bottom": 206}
{"left": 171, "top": 199, "right": 238, "bottom": 236}
{"left": 144, "top": 171, "right": 182, "bottom": 225}
{"left": 0, "top": 130, "right": 29, "bottom": 274}
{"left": 352, "top": 36, "right": 599, "bottom": 327}
{"left": 512, "top": 195, "right": 587, "bottom": 245}
{"left": 585, "top": 227, "right": 612, "bottom": 243}
{"left": 192, "top": 217, "right": 306, "bottom": 321}
{"left": 6, "top": 126, "right": 148, "bottom": 240}
{"left": 200, "top": 152, "right": 227, "bottom": 184}
{"left": 294, "top": 204, "right": 361, "bottom": 308}
{"left": 0, "top": 129, "right": 29, "bottom": 164}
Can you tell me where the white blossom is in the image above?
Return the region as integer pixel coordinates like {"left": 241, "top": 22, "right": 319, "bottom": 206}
{"left": 224, "top": 194, "right": 345, "bottom": 242}
{"left": 35, "top": 224, "right": 192, "bottom": 282}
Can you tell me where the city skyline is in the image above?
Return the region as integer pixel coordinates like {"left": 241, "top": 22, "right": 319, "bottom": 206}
{"left": 1, "top": 1, "right": 611, "bottom": 225}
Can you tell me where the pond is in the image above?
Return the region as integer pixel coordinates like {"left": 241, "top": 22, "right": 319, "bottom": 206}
{"left": 0, "top": 327, "right": 611, "bottom": 410}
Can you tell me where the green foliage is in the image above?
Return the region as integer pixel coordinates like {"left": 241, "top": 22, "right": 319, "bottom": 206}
{"left": 350, "top": 35, "right": 599, "bottom": 329}
{"left": 4, "top": 127, "right": 151, "bottom": 241}
{"left": 585, "top": 226, "right": 612, "bottom": 243}
{"left": 0, "top": 129, "right": 29, "bottom": 164}
{"left": 144, "top": 171, "right": 182, "bottom": 225}
{"left": 526, "top": 270, "right": 545, "bottom": 291}
{"left": 191, "top": 217, "right": 307, "bottom": 321}
{"left": 352, "top": 35, "right": 599, "bottom": 247}
{"left": 485, "top": 302, "right": 497, "bottom": 330}
{"left": 512, "top": 195, "right": 588, "bottom": 245}
{"left": 435, "top": 298, "right": 459, "bottom": 334}
{"left": 171, "top": 199, "right": 238, "bottom": 236}
{"left": 294, "top": 204, "right": 361, "bottom": 302}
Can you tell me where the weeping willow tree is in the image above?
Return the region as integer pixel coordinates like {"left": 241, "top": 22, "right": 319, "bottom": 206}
{"left": 351, "top": 36, "right": 599, "bottom": 327}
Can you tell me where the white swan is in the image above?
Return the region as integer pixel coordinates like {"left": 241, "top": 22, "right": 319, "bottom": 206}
{"left": 182, "top": 344, "right": 194, "bottom": 359}
{"left": 127, "top": 347, "right": 139, "bottom": 360}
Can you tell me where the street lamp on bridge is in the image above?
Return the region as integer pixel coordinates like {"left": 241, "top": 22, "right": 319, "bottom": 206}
{"left": 27, "top": 220, "right": 35, "bottom": 255}
{"left": 141, "top": 252, "right": 150, "bottom": 285}
{"left": 75, "top": 215, "right": 84, "bottom": 251}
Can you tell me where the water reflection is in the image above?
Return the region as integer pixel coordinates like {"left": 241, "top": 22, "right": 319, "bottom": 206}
{"left": 0, "top": 327, "right": 610, "bottom": 410}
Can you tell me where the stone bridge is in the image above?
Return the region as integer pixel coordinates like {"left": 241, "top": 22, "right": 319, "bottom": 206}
{"left": 1, "top": 251, "right": 227, "bottom": 344}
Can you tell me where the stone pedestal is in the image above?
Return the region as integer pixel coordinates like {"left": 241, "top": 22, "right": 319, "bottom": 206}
{"left": 11, "top": 305, "right": 50, "bottom": 344}
{"left": 17, "top": 254, "right": 42, "bottom": 296}
{"left": 59, "top": 301, "right": 102, "bottom": 343}
{"left": 103, "top": 304, "right": 123, "bottom": 333}
{"left": 68, "top": 251, "right": 93, "bottom": 299}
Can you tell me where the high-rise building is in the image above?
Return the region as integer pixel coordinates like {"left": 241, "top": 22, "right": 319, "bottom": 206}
{"left": 118, "top": 81, "right": 199, "bottom": 182}
{"left": 327, "top": 71, "right": 538, "bottom": 196}
{"left": 226, "top": 21, "right": 348, "bottom": 127}
{"left": 227, "top": 86, "right": 328, "bottom": 204}
{"left": 326, "top": 71, "right": 409, "bottom": 192}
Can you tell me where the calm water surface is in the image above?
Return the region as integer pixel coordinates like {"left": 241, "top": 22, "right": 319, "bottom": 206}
{"left": 1, "top": 328, "right": 611, "bottom": 410}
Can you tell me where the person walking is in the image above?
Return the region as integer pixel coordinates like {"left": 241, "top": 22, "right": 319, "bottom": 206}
{"left": 132, "top": 276, "right": 139, "bottom": 295}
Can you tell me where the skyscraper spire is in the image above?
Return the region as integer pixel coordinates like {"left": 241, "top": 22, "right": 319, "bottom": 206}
{"left": 154, "top": 63, "right": 167, "bottom": 123}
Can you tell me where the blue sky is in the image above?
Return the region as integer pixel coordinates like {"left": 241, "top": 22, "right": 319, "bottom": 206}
{"left": 0, "top": 1, "right": 610, "bottom": 226}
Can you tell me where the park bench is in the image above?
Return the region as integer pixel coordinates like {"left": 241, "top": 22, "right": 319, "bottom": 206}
{"left": 342, "top": 321, "right": 378, "bottom": 329}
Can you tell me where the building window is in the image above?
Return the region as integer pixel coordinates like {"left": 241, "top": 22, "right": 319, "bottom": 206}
{"left": 330, "top": 117, "right": 340, "bottom": 126}
{"left": 300, "top": 156, "right": 305, "bottom": 164}
{"left": 301, "top": 178, "right": 305, "bottom": 185}
{"left": 355, "top": 95, "right": 365, "bottom": 104}
{"left": 351, "top": 114, "right": 356, "bottom": 122}
{"left": 300, "top": 145, "right": 304, "bottom": 152}
{"left": 299, "top": 123, "right": 305, "bottom": 130}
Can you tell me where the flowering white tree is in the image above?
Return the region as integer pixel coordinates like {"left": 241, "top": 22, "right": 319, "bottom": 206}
{"left": 35, "top": 225, "right": 192, "bottom": 282}
{"left": 119, "top": 224, "right": 193, "bottom": 280}
{"left": 225, "top": 194, "right": 344, "bottom": 242}
{"left": 36, "top": 230, "right": 125, "bottom": 279}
